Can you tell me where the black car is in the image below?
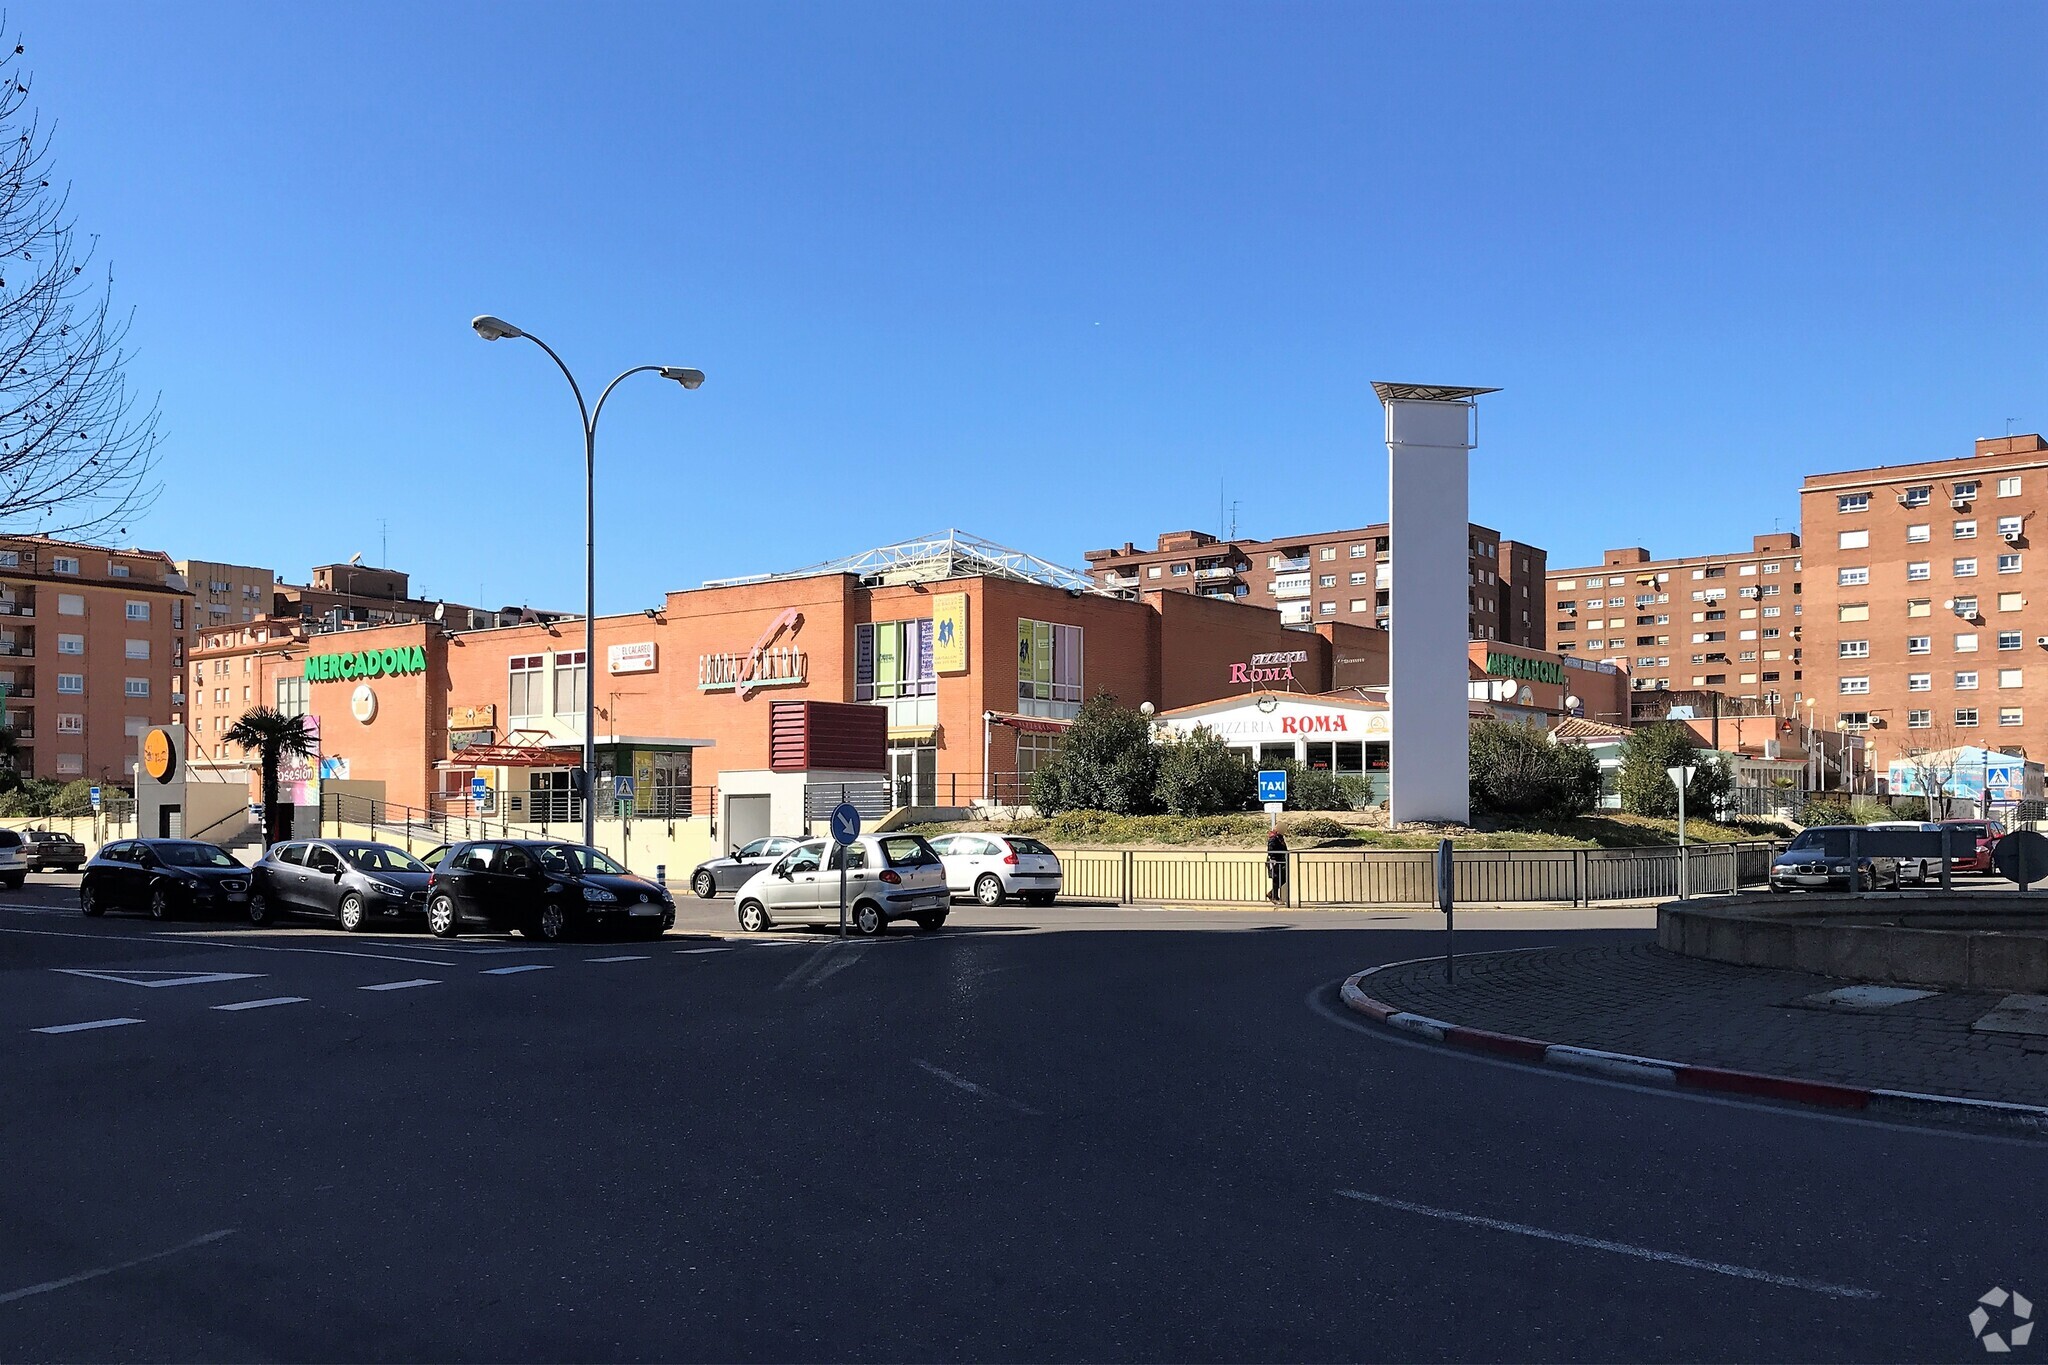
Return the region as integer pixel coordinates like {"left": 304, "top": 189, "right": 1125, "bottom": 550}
{"left": 425, "top": 839, "right": 674, "bottom": 941}
{"left": 689, "top": 835, "right": 802, "bottom": 898}
{"left": 80, "top": 839, "right": 253, "bottom": 920}
{"left": 1768, "top": 826, "right": 1902, "bottom": 892}
{"left": 20, "top": 827, "right": 86, "bottom": 873}
{"left": 249, "top": 839, "right": 434, "bottom": 931}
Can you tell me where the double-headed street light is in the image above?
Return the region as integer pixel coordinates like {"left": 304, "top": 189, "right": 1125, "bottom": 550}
{"left": 472, "top": 315, "right": 704, "bottom": 847}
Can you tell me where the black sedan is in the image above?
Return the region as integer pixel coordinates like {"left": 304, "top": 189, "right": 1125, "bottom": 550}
{"left": 249, "top": 839, "right": 434, "bottom": 930}
{"left": 689, "top": 836, "right": 802, "bottom": 898}
{"left": 425, "top": 839, "right": 674, "bottom": 941}
{"left": 80, "top": 839, "right": 254, "bottom": 920}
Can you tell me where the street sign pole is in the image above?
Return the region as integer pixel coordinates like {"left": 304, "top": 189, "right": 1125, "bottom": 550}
{"left": 829, "top": 802, "right": 862, "bottom": 938}
{"left": 1667, "top": 764, "right": 1697, "bottom": 900}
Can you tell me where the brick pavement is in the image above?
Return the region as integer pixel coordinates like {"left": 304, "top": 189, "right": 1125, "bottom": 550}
{"left": 1358, "top": 942, "right": 2048, "bottom": 1106}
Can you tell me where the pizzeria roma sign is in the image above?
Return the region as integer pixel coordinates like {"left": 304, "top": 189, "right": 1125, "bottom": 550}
{"left": 305, "top": 645, "right": 428, "bottom": 682}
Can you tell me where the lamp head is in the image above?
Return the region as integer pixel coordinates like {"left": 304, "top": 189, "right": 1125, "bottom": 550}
{"left": 472, "top": 315, "right": 524, "bottom": 342}
{"left": 660, "top": 366, "right": 706, "bottom": 390}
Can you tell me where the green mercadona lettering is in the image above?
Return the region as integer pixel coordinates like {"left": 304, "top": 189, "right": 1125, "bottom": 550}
{"left": 1484, "top": 652, "right": 1566, "bottom": 686}
{"left": 304, "top": 645, "right": 427, "bottom": 682}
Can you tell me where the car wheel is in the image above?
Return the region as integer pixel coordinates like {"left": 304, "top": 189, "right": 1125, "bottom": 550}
{"left": 693, "top": 870, "right": 718, "bottom": 900}
{"left": 1767, "top": 884, "right": 1788, "bottom": 894}
{"left": 337, "top": 893, "right": 367, "bottom": 933}
{"left": 427, "top": 895, "right": 459, "bottom": 938}
{"left": 974, "top": 874, "right": 1005, "bottom": 907}
{"left": 2, "top": 872, "right": 22, "bottom": 890}
{"left": 853, "top": 900, "right": 885, "bottom": 937}
{"left": 148, "top": 887, "right": 174, "bottom": 922}
{"left": 913, "top": 911, "right": 947, "bottom": 931}
{"left": 532, "top": 902, "right": 568, "bottom": 942}
{"left": 80, "top": 884, "right": 103, "bottom": 916}
{"left": 247, "top": 892, "right": 273, "bottom": 926}
{"left": 737, "top": 900, "right": 770, "bottom": 933}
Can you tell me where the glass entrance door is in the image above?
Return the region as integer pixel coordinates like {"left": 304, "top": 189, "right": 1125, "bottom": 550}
{"left": 889, "top": 744, "right": 936, "bottom": 807}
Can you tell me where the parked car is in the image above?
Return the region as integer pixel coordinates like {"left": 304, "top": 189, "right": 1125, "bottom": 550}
{"left": 0, "top": 829, "right": 24, "bottom": 889}
{"left": 689, "top": 836, "right": 803, "bottom": 899}
{"left": 249, "top": 839, "right": 433, "bottom": 930}
{"left": 79, "top": 839, "right": 253, "bottom": 919}
{"left": 19, "top": 827, "right": 85, "bottom": 874}
{"left": 1935, "top": 819, "right": 2005, "bottom": 875}
{"left": 926, "top": 832, "right": 1063, "bottom": 906}
{"left": 1862, "top": 820, "right": 1943, "bottom": 884}
{"left": 732, "top": 833, "right": 950, "bottom": 935}
{"left": 423, "top": 839, "right": 674, "bottom": 941}
{"left": 1768, "top": 827, "right": 1902, "bottom": 893}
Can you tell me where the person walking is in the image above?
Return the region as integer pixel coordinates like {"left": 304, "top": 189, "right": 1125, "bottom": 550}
{"left": 1265, "top": 826, "right": 1289, "bottom": 904}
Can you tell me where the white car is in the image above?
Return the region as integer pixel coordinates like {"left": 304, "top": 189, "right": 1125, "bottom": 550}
{"left": 732, "top": 833, "right": 951, "bottom": 936}
{"left": 1863, "top": 821, "right": 1944, "bottom": 884}
{"left": 0, "top": 828, "right": 24, "bottom": 890}
{"left": 927, "top": 833, "right": 1062, "bottom": 907}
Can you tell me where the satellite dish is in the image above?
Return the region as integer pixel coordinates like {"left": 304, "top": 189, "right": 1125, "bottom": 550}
{"left": 432, "top": 601, "right": 446, "bottom": 622}
{"left": 347, "top": 551, "right": 363, "bottom": 566}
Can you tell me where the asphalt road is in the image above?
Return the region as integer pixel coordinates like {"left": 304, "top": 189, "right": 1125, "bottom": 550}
{"left": 2, "top": 873, "right": 2042, "bottom": 1362}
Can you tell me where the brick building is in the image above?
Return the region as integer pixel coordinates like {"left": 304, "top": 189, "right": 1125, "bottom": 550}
{"left": 1083, "top": 523, "right": 1546, "bottom": 646}
{"left": 1546, "top": 534, "right": 1805, "bottom": 711}
{"left": 0, "top": 534, "right": 188, "bottom": 783}
{"left": 1801, "top": 432, "right": 2048, "bottom": 778}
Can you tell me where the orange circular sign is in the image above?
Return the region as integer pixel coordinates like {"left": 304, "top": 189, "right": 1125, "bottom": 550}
{"left": 142, "top": 728, "right": 176, "bottom": 783}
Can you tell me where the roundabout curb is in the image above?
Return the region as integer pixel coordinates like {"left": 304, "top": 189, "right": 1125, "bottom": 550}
{"left": 1340, "top": 958, "right": 2048, "bottom": 1135}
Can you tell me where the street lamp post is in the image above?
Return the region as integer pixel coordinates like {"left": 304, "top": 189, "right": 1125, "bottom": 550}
{"left": 472, "top": 315, "right": 703, "bottom": 848}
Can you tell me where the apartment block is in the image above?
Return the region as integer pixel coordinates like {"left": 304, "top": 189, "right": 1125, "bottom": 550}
{"left": 1801, "top": 432, "right": 2048, "bottom": 776}
{"left": 1546, "top": 534, "right": 1804, "bottom": 708}
{"left": 275, "top": 562, "right": 552, "bottom": 634}
{"left": 0, "top": 535, "right": 190, "bottom": 783}
{"left": 1084, "top": 523, "right": 1545, "bottom": 645}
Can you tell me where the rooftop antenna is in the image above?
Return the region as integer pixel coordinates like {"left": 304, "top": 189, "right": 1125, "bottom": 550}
{"left": 2010, "top": 417, "right": 2019, "bottom": 438}
{"left": 380, "top": 518, "right": 388, "bottom": 567}
{"left": 1228, "top": 500, "right": 1240, "bottom": 540}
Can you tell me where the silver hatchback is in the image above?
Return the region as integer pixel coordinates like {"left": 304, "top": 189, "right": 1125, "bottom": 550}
{"left": 733, "top": 833, "right": 951, "bottom": 935}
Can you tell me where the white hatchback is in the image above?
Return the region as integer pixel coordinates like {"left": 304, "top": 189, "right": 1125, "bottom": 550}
{"left": 927, "top": 833, "right": 1063, "bottom": 907}
{"left": 732, "top": 833, "right": 952, "bottom": 936}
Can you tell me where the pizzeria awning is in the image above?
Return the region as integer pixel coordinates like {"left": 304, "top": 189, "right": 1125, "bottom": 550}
{"left": 988, "top": 712, "right": 1069, "bottom": 735}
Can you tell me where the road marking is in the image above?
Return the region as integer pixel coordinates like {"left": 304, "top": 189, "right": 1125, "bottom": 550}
{"left": 676, "top": 947, "right": 732, "bottom": 955}
{"left": 212, "top": 996, "right": 308, "bottom": 1012}
{"left": 55, "top": 969, "right": 265, "bottom": 989}
{"left": 586, "top": 955, "right": 649, "bottom": 963}
{"left": 1334, "top": 1191, "right": 1879, "bottom": 1300}
{"left": 807, "top": 943, "right": 869, "bottom": 989}
{"left": 32, "top": 1017, "right": 144, "bottom": 1035}
{"left": 361, "top": 979, "right": 439, "bottom": 991}
{"left": 0, "top": 1228, "right": 235, "bottom": 1306}
{"left": 482, "top": 964, "right": 553, "bottom": 975}
{"left": 0, "top": 926, "right": 455, "bottom": 970}
{"left": 913, "top": 1058, "right": 1043, "bottom": 1117}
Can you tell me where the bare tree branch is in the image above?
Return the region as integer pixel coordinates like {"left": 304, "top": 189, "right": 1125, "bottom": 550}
{"left": 0, "top": 29, "right": 161, "bottom": 541}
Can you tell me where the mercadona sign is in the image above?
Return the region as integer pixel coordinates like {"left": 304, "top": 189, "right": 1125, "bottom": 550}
{"left": 305, "top": 645, "right": 428, "bottom": 682}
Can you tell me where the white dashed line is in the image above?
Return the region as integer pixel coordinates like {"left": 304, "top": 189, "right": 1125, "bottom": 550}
{"left": 0, "top": 1228, "right": 235, "bottom": 1306}
{"left": 360, "top": 979, "right": 439, "bottom": 991}
{"left": 677, "top": 947, "right": 734, "bottom": 954}
{"left": 481, "top": 964, "right": 553, "bottom": 975}
{"left": 32, "top": 1017, "right": 143, "bottom": 1035}
{"left": 913, "top": 1058, "right": 1044, "bottom": 1117}
{"left": 211, "top": 997, "right": 309, "bottom": 1012}
{"left": 586, "top": 955, "right": 649, "bottom": 963}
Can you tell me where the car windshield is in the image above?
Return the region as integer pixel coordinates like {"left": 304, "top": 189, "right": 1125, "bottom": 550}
{"left": 1950, "top": 824, "right": 1991, "bottom": 840}
{"left": 1007, "top": 837, "right": 1054, "bottom": 856}
{"left": 879, "top": 836, "right": 939, "bottom": 868}
{"left": 1787, "top": 832, "right": 1825, "bottom": 851}
{"left": 342, "top": 845, "right": 428, "bottom": 873}
{"left": 533, "top": 844, "right": 628, "bottom": 876}
{"left": 157, "top": 843, "right": 241, "bottom": 868}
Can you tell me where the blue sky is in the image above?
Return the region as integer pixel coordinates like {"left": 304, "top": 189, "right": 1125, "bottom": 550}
{"left": 19, "top": 1, "right": 2044, "bottom": 610}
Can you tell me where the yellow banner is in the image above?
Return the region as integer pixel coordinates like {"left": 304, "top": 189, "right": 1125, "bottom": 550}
{"left": 932, "top": 592, "right": 969, "bottom": 673}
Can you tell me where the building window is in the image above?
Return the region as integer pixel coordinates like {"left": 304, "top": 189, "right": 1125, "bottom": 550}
{"left": 1955, "top": 520, "right": 1977, "bottom": 539}
{"left": 1956, "top": 633, "right": 1979, "bottom": 652}
{"left": 1999, "top": 631, "right": 2023, "bottom": 650}
{"left": 51, "top": 672, "right": 82, "bottom": 693}
{"left": 856, "top": 621, "right": 937, "bottom": 704}
{"left": 57, "top": 633, "right": 82, "bottom": 655}
{"left": 0, "top": 551, "right": 14, "bottom": 567}
{"left": 1320, "top": 548, "right": 1336, "bottom": 561}
{"left": 1956, "top": 481, "right": 1980, "bottom": 501}
{"left": 1837, "top": 640, "right": 1868, "bottom": 658}
{"left": 1838, "top": 529, "right": 1869, "bottom": 550}
{"left": 1902, "top": 486, "right": 1932, "bottom": 507}
{"left": 1956, "top": 671, "right": 1980, "bottom": 690}
{"left": 276, "top": 675, "right": 307, "bottom": 718}
{"left": 1839, "top": 712, "right": 1871, "bottom": 730}
{"left": 1905, "top": 524, "right": 1930, "bottom": 543}
{"left": 1350, "top": 545, "right": 1368, "bottom": 558}
{"left": 1838, "top": 603, "right": 1869, "bottom": 622}
{"left": 109, "top": 563, "right": 130, "bottom": 578}
{"left": 2000, "top": 669, "right": 2023, "bottom": 688}
{"left": 56, "top": 753, "right": 82, "bottom": 775}
{"left": 1761, "top": 562, "right": 1781, "bottom": 574}
{"left": 1956, "top": 708, "right": 1979, "bottom": 727}
{"left": 2001, "top": 707, "right": 2023, "bottom": 727}
{"left": 125, "top": 716, "right": 147, "bottom": 737}
{"left": 1906, "top": 562, "right": 1930, "bottom": 580}
{"left": 52, "top": 555, "right": 78, "bottom": 574}
{"left": 1906, "top": 599, "right": 1931, "bottom": 618}
{"left": 55, "top": 713, "right": 82, "bottom": 734}
{"left": 57, "top": 593, "right": 83, "bottom": 616}
{"left": 1319, "top": 602, "right": 1336, "bottom": 616}
{"left": 1839, "top": 677, "right": 1870, "bottom": 694}
{"left": 1954, "top": 558, "right": 1977, "bottom": 577}
{"left": 1999, "top": 554, "right": 2022, "bottom": 574}
{"left": 1146, "top": 567, "right": 1161, "bottom": 579}
{"left": 125, "top": 639, "right": 150, "bottom": 660}
{"left": 551, "top": 651, "right": 587, "bottom": 719}
{"left": 1907, "top": 673, "right": 1931, "bottom": 691}
{"left": 1016, "top": 619, "right": 1083, "bottom": 718}
{"left": 1350, "top": 572, "right": 1367, "bottom": 586}
{"left": 1838, "top": 567, "right": 1868, "bottom": 586}
{"left": 171, "top": 600, "right": 182, "bottom": 629}
{"left": 1170, "top": 564, "right": 1189, "bottom": 576}
{"left": 1015, "top": 730, "right": 1062, "bottom": 789}
{"left": 1350, "top": 599, "right": 1368, "bottom": 612}
{"left": 1999, "top": 516, "right": 2024, "bottom": 537}
{"left": 124, "top": 677, "right": 150, "bottom": 697}
{"left": 2000, "top": 477, "right": 2022, "bottom": 497}
{"left": 1999, "top": 592, "right": 2024, "bottom": 613}
{"left": 1837, "top": 493, "right": 1869, "bottom": 513}
{"left": 1906, "top": 709, "right": 1931, "bottom": 728}
{"left": 509, "top": 654, "right": 545, "bottom": 721}
{"left": 1318, "top": 574, "right": 1335, "bottom": 587}
{"left": 125, "top": 600, "right": 150, "bottom": 621}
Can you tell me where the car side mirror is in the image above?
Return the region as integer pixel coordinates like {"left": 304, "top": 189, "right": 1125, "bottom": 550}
{"left": 774, "top": 866, "right": 792, "bottom": 879}
{"left": 329, "top": 866, "right": 344, "bottom": 879}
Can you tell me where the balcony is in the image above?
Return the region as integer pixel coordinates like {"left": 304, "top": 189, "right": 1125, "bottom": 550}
{"left": 1271, "top": 572, "right": 1311, "bottom": 599}
{"left": 1192, "top": 566, "right": 1237, "bottom": 582}
{"left": 1279, "top": 602, "right": 1311, "bottom": 625}
{"left": 1274, "top": 556, "right": 1311, "bottom": 573}
{"left": 0, "top": 644, "right": 32, "bottom": 658}
{"left": 1100, "top": 571, "right": 1140, "bottom": 589}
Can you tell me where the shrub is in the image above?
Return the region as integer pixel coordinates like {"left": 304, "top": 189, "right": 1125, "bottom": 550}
{"left": 1617, "top": 722, "right": 1734, "bottom": 819}
{"left": 1801, "top": 795, "right": 1853, "bottom": 827}
{"left": 1469, "top": 719, "right": 1601, "bottom": 819}
{"left": 1154, "top": 725, "right": 1255, "bottom": 816}
{"left": 1290, "top": 816, "right": 1352, "bottom": 840}
{"left": 1027, "top": 693, "right": 1159, "bottom": 817}
{"left": 49, "top": 779, "right": 98, "bottom": 817}
{"left": 1279, "top": 761, "right": 1366, "bottom": 812}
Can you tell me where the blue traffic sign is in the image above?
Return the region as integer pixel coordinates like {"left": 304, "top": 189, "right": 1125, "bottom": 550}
{"left": 829, "top": 802, "right": 862, "bottom": 846}
{"left": 471, "top": 776, "right": 487, "bottom": 803}
{"left": 612, "top": 775, "right": 636, "bottom": 803}
{"left": 88, "top": 785, "right": 102, "bottom": 811}
{"left": 1257, "top": 770, "right": 1288, "bottom": 804}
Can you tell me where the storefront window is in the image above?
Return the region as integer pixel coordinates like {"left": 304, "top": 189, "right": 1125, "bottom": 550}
{"left": 1017, "top": 619, "right": 1083, "bottom": 718}
{"left": 855, "top": 621, "right": 935, "bottom": 701}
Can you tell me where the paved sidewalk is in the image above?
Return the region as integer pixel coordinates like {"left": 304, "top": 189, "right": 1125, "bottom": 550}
{"left": 1356, "top": 942, "right": 2048, "bottom": 1107}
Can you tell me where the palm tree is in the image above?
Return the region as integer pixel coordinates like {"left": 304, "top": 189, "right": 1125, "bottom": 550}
{"left": 225, "top": 707, "right": 315, "bottom": 846}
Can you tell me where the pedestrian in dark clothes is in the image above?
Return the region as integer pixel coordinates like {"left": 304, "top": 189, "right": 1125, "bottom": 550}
{"left": 1266, "top": 826, "right": 1289, "bottom": 903}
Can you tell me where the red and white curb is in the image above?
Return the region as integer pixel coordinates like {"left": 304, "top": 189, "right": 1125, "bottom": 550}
{"left": 1341, "top": 959, "right": 2048, "bottom": 1135}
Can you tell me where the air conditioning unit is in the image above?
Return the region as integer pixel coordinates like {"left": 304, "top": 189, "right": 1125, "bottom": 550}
{"left": 2004, "top": 531, "right": 2023, "bottom": 544}
{"left": 1897, "top": 492, "right": 1914, "bottom": 506}
{"left": 2036, "top": 636, "right": 2048, "bottom": 647}
{"left": 1953, "top": 495, "right": 1972, "bottom": 509}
